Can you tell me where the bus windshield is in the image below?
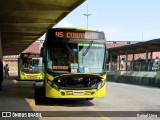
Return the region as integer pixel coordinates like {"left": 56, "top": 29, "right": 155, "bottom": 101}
{"left": 31, "top": 58, "right": 43, "bottom": 72}
{"left": 48, "top": 43, "right": 105, "bottom": 73}
{"left": 79, "top": 43, "right": 105, "bottom": 73}
{"left": 22, "top": 58, "right": 43, "bottom": 73}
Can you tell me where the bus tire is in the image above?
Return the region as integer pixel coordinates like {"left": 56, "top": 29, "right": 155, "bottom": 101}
{"left": 34, "top": 82, "right": 45, "bottom": 104}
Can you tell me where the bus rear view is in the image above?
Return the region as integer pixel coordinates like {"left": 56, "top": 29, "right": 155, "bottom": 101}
{"left": 35, "top": 28, "right": 107, "bottom": 100}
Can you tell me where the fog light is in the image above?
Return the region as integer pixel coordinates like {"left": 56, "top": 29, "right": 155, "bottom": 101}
{"left": 91, "top": 92, "right": 95, "bottom": 95}
{"left": 61, "top": 92, "right": 65, "bottom": 96}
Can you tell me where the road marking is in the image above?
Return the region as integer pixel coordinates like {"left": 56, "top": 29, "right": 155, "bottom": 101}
{"left": 27, "top": 100, "right": 110, "bottom": 119}
{"left": 13, "top": 80, "right": 18, "bottom": 83}
{"left": 96, "top": 111, "right": 110, "bottom": 120}
{"left": 26, "top": 98, "right": 109, "bottom": 120}
{"left": 28, "top": 99, "right": 35, "bottom": 106}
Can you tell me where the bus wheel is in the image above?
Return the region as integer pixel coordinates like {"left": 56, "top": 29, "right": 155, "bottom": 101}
{"left": 34, "top": 82, "right": 45, "bottom": 104}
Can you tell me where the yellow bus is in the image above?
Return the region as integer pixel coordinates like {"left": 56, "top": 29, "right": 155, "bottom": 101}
{"left": 35, "top": 28, "right": 107, "bottom": 101}
{"left": 18, "top": 52, "right": 43, "bottom": 81}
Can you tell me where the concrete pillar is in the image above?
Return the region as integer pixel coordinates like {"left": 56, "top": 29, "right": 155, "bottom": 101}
{"left": 0, "top": 27, "right": 3, "bottom": 60}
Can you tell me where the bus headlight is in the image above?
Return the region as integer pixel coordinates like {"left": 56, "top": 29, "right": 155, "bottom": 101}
{"left": 47, "top": 79, "right": 52, "bottom": 86}
{"left": 53, "top": 84, "right": 58, "bottom": 89}
{"left": 97, "top": 80, "right": 106, "bottom": 90}
{"left": 21, "top": 72, "right": 25, "bottom": 76}
{"left": 47, "top": 79, "right": 59, "bottom": 90}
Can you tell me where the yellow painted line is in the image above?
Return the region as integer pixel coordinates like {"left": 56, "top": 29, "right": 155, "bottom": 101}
{"left": 96, "top": 111, "right": 110, "bottom": 120}
{"left": 26, "top": 98, "right": 110, "bottom": 120}
{"left": 13, "top": 80, "right": 18, "bottom": 83}
{"left": 28, "top": 99, "right": 35, "bottom": 106}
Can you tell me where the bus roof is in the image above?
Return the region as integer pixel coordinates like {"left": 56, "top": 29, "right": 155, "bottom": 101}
{"left": 49, "top": 27, "right": 103, "bottom": 32}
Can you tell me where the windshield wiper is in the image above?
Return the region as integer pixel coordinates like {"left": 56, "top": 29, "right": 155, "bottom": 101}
{"left": 65, "top": 43, "right": 74, "bottom": 57}
{"left": 65, "top": 43, "right": 77, "bottom": 63}
{"left": 82, "top": 41, "right": 93, "bottom": 56}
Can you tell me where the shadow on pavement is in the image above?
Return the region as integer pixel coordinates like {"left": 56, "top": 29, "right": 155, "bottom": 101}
{"left": 36, "top": 98, "right": 94, "bottom": 107}
{"left": 0, "top": 74, "right": 39, "bottom": 120}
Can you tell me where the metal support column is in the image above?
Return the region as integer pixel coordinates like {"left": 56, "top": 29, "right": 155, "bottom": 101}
{"left": 126, "top": 52, "right": 128, "bottom": 71}
{"left": 146, "top": 49, "right": 148, "bottom": 71}
{"left": 132, "top": 54, "right": 135, "bottom": 71}
{"left": 109, "top": 53, "right": 113, "bottom": 71}
{"left": 150, "top": 52, "right": 153, "bottom": 71}
{"left": 118, "top": 55, "right": 120, "bottom": 70}
{"left": 150, "top": 52, "right": 153, "bottom": 62}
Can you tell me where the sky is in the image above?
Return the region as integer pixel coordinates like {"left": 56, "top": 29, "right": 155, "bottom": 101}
{"left": 39, "top": 0, "right": 160, "bottom": 41}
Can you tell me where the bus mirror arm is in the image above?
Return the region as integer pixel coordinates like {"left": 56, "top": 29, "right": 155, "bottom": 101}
{"left": 106, "top": 50, "right": 108, "bottom": 60}
{"left": 41, "top": 47, "right": 47, "bottom": 63}
{"left": 40, "top": 48, "right": 43, "bottom": 57}
{"left": 43, "top": 59, "right": 47, "bottom": 64}
{"left": 40, "top": 47, "right": 47, "bottom": 57}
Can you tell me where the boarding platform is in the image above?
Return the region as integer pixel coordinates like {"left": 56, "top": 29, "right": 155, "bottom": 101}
{"left": 107, "top": 70, "right": 160, "bottom": 87}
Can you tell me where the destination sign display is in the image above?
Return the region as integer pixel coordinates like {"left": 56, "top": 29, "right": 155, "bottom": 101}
{"left": 21, "top": 53, "right": 39, "bottom": 58}
{"left": 54, "top": 31, "right": 104, "bottom": 40}
{"left": 53, "top": 66, "right": 69, "bottom": 70}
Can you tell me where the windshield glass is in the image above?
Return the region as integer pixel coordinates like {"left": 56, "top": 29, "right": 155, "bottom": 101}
{"left": 21, "top": 57, "right": 43, "bottom": 73}
{"left": 48, "top": 43, "right": 105, "bottom": 73}
{"left": 31, "top": 58, "right": 43, "bottom": 72}
{"left": 78, "top": 43, "right": 105, "bottom": 73}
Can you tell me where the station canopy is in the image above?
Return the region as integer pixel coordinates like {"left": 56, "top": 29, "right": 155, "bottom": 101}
{"left": 108, "top": 39, "right": 160, "bottom": 55}
{"left": 0, "top": 0, "right": 85, "bottom": 55}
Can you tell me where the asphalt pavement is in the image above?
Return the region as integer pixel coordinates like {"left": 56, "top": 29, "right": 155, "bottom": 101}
{"left": 0, "top": 71, "right": 160, "bottom": 120}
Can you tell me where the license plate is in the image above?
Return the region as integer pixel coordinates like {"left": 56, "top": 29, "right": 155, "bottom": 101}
{"left": 29, "top": 76, "right": 36, "bottom": 79}
{"left": 73, "top": 92, "right": 84, "bottom": 96}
